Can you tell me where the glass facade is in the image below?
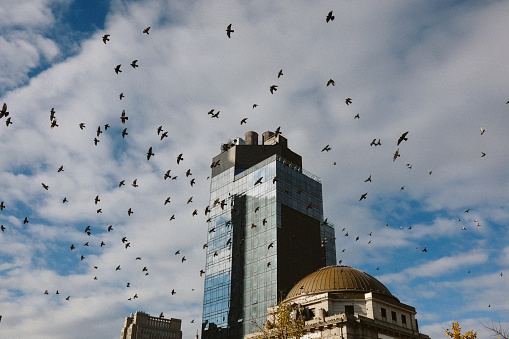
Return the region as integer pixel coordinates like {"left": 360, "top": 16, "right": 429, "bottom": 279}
{"left": 202, "top": 147, "right": 336, "bottom": 339}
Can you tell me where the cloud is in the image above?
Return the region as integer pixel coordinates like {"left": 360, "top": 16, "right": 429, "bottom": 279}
{"left": 1, "top": 0, "right": 509, "bottom": 338}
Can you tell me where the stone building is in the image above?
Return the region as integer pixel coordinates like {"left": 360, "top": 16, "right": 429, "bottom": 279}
{"left": 120, "top": 311, "right": 183, "bottom": 339}
{"left": 246, "top": 265, "right": 430, "bottom": 339}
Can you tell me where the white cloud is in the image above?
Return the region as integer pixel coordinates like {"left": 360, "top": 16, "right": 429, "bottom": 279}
{"left": 1, "top": 0, "right": 509, "bottom": 338}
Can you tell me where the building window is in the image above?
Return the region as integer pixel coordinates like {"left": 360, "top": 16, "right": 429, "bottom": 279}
{"left": 392, "top": 311, "right": 397, "bottom": 322}
{"left": 381, "top": 308, "right": 387, "bottom": 319}
{"left": 401, "top": 314, "right": 407, "bottom": 325}
{"left": 345, "top": 305, "right": 354, "bottom": 315}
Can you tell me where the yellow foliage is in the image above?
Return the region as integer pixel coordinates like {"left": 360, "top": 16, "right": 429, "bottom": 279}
{"left": 445, "top": 322, "right": 477, "bottom": 339}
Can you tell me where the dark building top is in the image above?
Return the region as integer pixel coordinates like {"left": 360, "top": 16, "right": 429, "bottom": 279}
{"left": 285, "top": 265, "right": 397, "bottom": 301}
{"left": 211, "top": 131, "right": 302, "bottom": 178}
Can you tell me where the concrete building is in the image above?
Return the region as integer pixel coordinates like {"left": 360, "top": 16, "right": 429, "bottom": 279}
{"left": 120, "top": 311, "right": 182, "bottom": 339}
{"left": 246, "top": 265, "right": 430, "bottom": 339}
{"left": 202, "top": 131, "right": 336, "bottom": 339}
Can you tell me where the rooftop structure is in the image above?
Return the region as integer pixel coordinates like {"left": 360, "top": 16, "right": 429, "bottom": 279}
{"left": 246, "top": 266, "right": 430, "bottom": 339}
{"left": 120, "top": 311, "right": 182, "bottom": 339}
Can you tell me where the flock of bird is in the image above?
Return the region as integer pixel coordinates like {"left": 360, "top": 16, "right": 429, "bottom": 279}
{"left": 0, "top": 25, "right": 210, "bottom": 311}
{"left": 0, "top": 7, "right": 505, "bottom": 331}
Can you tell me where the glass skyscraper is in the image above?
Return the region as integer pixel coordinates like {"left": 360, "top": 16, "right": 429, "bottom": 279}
{"left": 201, "top": 131, "right": 336, "bottom": 339}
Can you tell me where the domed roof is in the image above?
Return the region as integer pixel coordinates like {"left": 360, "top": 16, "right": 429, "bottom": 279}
{"left": 285, "top": 265, "right": 396, "bottom": 300}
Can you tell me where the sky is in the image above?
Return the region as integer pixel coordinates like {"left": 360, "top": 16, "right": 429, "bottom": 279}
{"left": 0, "top": 0, "right": 508, "bottom": 338}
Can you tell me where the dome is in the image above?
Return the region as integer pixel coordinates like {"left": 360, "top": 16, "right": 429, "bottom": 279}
{"left": 285, "top": 265, "right": 396, "bottom": 301}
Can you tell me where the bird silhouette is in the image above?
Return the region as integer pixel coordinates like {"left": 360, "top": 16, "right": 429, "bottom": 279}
{"left": 130, "top": 60, "right": 138, "bottom": 68}
{"left": 102, "top": 34, "right": 110, "bottom": 44}
{"left": 397, "top": 131, "right": 409, "bottom": 145}
{"left": 143, "top": 27, "right": 150, "bottom": 34}
{"left": 120, "top": 110, "right": 128, "bottom": 125}
{"left": 270, "top": 85, "right": 278, "bottom": 94}
{"left": 0, "top": 103, "right": 9, "bottom": 119}
{"left": 326, "top": 10, "right": 335, "bottom": 23}
{"left": 147, "top": 147, "right": 154, "bottom": 160}
{"left": 114, "top": 64, "right": 122, "bottom": 74}
{"left": 393, "top": 148, "right": 400, "bottom": 162}
{"left": 226, "top": 24, "right": 234, "bottom": 38}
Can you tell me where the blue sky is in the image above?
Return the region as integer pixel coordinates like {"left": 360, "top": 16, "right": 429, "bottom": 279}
{"left": 1, "top": 1, "right": 509, "bottom": 338}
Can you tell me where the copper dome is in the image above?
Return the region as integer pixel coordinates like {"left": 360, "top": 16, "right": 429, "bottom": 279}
{"left": 285, "top": 265, "right": 396, "bottom": 300}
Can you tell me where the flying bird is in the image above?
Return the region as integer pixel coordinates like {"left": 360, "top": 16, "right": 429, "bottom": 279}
{"left": 326, "top": 79, "right": 335, "bottom": 86}
{"left": 397, "top": 131, "right": 409, "bottom": 145}
{"left": 120, "top": 110, "right": 128, "bottom": 125}
{"left": 102, "top": 34, "right": 110, "bottom": 44}
{"left": 143, "top": 27, "right": 151, "bottom": 34}
{"left": 278, "top": 69, "right": 283, "bottom": 78}
{"left": 240, "top": 118, "right": 248, "bottom": 125}
{"left": 326, "top": 10, "right": 335, "bottom": 23}
{"left": 42, "top": 183, "right": 49, "bottom": 190}
{"left": 122, "top": 128, "right": 128, "bottom": 138}
{"left": 270, "top": 85, "right": 278, "bottom": 94}
{"left": 131, "top": 60, "right": 138, "bottom": 68}
{"left": 364, "top": 175, "right": 372, "bottom": 182}
{"left": 147, "top": 147, "right": 154, "bottom": 160}
{"left": 354, "top": 113, "right": 360, "bottom": 119}
{"left": 160, "top": 131, "right": 168, "bottom": 140}
{"left": 79, "top": 122, "right": 85, "bottom": 130}
{"left": 480, "top": 126, "right": 485, "bottom": 135}
{"left": 0, "top": 103, "right": 9, "bottom": 119}
{"left": 132, "top": 179, "right": 138, "bottom": 187}
{"left": 359, "top": 193, "right": 367, "bottom": 201}
{"left": 114, "top": 64, "right": 122, "bottom": 74}
{"left": 321, "top": 145, "right": 331, "bottom": 152}
{"left": 345, "top": 98, "right": 352, "bottom": 105}
{"left": 119, "top": 93, "right": 124, "bottom": 100}
{"left": 393, "top": 148, "right": 400, "bottom": 162}
{"left": 0, "top": 201, "right": 5, "bottom": 210}
{"left": 226, "top": 24, "right": 234, "bottom": 38}
{"left": 57, "top": 165, "right": 64, "bottom": 172}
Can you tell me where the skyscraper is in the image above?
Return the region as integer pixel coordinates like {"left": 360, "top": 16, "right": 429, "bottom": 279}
{"left": 201, "top": 131, "right": 336, "bottom": 339}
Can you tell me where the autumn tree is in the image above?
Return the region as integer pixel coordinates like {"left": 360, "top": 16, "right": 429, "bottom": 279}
{"left": 445, "top": 322, "right": 477, "bottom": 339}
{"left": 254, "top": 301, "right": 305, "bottom": 339}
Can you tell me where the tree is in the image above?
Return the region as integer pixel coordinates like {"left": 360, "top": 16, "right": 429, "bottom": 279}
{"left": 482, "top": 321, "right": 509, "bottom": 339}
{"left": 254, "top": 300, "right": 305, "bottom": 339}
{"left": 445, "top": 322, "right": 477, "bottom": 339}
